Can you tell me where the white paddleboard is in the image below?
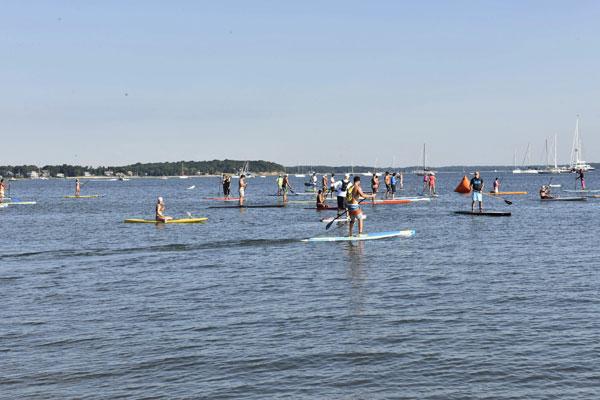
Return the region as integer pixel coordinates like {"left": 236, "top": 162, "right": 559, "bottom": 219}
{"left": 302, "top": 229, "right": 415, "bottom": 242}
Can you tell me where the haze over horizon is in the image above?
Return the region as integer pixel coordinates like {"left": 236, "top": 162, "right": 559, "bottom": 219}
{"left": 2, "top": 1, "right": 599, "bottom": 167}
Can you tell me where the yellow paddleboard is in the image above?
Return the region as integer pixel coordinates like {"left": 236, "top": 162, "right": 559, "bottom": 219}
{"left": 124, "top": 217, "right": 208, "bottom": 224}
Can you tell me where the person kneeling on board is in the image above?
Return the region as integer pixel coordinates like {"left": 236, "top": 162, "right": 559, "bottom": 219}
{"left": 470, "top": 171, "right": 484, "bottom": 212}
{"left": 316, "top": 189, "right": 327, "bottom": 209}
{"left": 347, "top": 176, "right": 376, "bottom": 236}
{"left": 155, "top": 197, "right": 172, "bottom": 222}
{"left": 539, "top": 185, "right": 553, "bottom": 199}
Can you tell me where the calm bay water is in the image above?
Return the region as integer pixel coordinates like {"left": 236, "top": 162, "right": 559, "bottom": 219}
{"left": 2, "top": 172, "right": 600, "bottom": 399}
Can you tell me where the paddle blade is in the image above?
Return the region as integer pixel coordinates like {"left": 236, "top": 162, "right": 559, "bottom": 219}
{"left": 504, "top": 199, "right": 513, "bottom": 205}
{"left": 325, "top": 219, "right": 335, "bottom": 230}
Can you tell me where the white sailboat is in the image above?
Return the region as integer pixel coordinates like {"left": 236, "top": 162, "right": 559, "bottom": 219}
{"left": 512, "top": 143, "right": 539, "bottom": 174}
{"left": 294, "top": 166, "right": 305, "bottom": 178}
{"left": 569, "top": 116, "right": 595, "bottom": 172}
{"left": 412, "top": 143, "right": 436, "bottom": 175}
{"left": 538, "top": 135, "right": 569, "bottom": 174}
{"left": 178, "top": 162, "right": 189, "bottom": 179}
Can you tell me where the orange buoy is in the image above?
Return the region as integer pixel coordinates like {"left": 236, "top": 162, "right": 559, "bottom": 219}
{"left": 454, "top": 176, "right": 471, "bottom": 193}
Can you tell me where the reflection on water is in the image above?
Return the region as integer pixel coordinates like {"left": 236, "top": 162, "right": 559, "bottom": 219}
{"left": 346, "top": 241, "right": 367, "bottom": 316}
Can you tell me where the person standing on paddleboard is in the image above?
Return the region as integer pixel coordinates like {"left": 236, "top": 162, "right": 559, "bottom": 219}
{"left": 347, "top": 176, "right": 376, "bottom": 236}
{"left": 390, "top": 173, "right": 398, "bottom": 199}
{"left": 75, "top": 178, "right": 81, "bottom": 197}
{"left": 0, "top": 178, "right": 6, "bottom": 202}
{"left": 223, "top": 175, "right": 232, "bottom": 199}
{"left": 276, "top": 174, "right": 283, "bottom": 196}
{"left": 335, "top": 173, "right": 350, "bottom": 213}
{"left": 576, "top": 169, "right": 586, "bottom": 190}
{"left": 384, "top": 172, "right": 391, "bottom": 199}
{"left": 470, "top": 171, "right": 484, "bottom": 212}
{"left": 371, "top": 173, "right": 379, "bottom": 195}
{"left": 493, "top": 177, "right": 500, "bottom": 194}
{"left": 322, "top": 174, "right": 329, "bottom": 195}
{"left": 422, "top": 174, "right": 430, "bottom": 195}
{"left": 155, "top": 197, "right": 172, "bottom": 222}
{"left": 329, "top": 174, "right": 336, "bottom": 198}
{"left": 399, "top": 171, "right": 404, "bottom": 190}
{"left": 428, "top": 173, "right": 437, "bottom": 195}
{"left": 282, "top": 174, "right": 293, "bottom": 202}
{"left": 239, "top": 174, "right": 247, "bottom": 206}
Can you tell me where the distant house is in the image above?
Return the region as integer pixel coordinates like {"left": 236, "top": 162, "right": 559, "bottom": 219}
{"left": 55, "top": 173, "right": 65, "bottom": 178}
{"left": 104, "top": 170, "right": 114, "bottom": 177}
{"left": 41, "top": 170, "right": 50, "bottom": 178}
{"left": 84, "top": 171, "right": 92, "bottom": 177}
{"left": 28, "top": 170, "right": 39, "bottom": 179}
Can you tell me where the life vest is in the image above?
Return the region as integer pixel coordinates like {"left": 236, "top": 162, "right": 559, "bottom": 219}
{"left": 345, "top": 184, "right": 355, "bottom": 203}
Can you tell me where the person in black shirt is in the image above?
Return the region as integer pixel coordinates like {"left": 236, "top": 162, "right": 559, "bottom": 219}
{"left": 470, "top": 171, "right": 484, "bottom": 212}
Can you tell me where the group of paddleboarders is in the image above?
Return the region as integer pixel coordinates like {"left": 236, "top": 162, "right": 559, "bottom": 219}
{"left": 276, "top": 174, "right": 293, "bottom": 201}
{"left": 382, "top": 171, "right": 403, "bottom": 198}
{"left": 422, "top": 173, "right": 436, "bottom": 196}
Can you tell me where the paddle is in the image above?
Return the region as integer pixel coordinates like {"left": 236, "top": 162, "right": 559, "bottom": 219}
{"left": 482, "top": 192, "right": 512, "bottom": 205}
{"left": 326, "top": 198, "right": 368, "bottom": 230}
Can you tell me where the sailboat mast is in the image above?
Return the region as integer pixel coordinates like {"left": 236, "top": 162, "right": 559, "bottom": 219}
{"left": 554, "top": 134, "right": 558, "bottom": 169}
{"left": 423, "top": 143, "right": 427, "bottom": 170}
{"left": 545, "top": 138, "right": 549, "bottom": 168}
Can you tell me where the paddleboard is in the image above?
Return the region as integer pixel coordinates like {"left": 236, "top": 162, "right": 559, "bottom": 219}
{"left": 540, "top": 197, "right": 587, "bottom": 202}
{"left": 205, "top": 197, "right": 240, "bottom": 202}
{"left": 288, "top": 199, "right": 335, "bottom": 204}
{"left": 488, "top": 191, "right": 528, "bottom": 195}
{"left": 0, "top": 203, "right": 7, "bottom": 208}
{"left": 549, "top": 184, "right": 562, "bottom": 188}
{"left": 302, "top": 229, "right": 415, "bottom": 242}
{"left": 364, "top": 199, "right": 411, "bottom": 205}
{"left": 365, "top": 198, "right": 431, "bottom": 205}
{"left": 454, "top": 211, "right": 511, "bottom": 217}
{"left": 64, "top": 195, "right": 101, "bottom": 199}
{"left": 2, "top": 201, "right": 37, "bottom": 205}
{"left": 208, "top": 204, "right": 286, "bottom": 209}
{"left": 303, "top": 207, "right": 338, "bottom": 211}
{"left": 124, "top": 217, "right": 208, "bottom": 224}
{"left": 563, "top": 189, "right": 600, "bottom": 193}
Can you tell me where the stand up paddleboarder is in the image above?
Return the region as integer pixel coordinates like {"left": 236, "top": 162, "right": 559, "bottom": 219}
{"left": 470, "top": 171, "right": 484, "bottom": 212}
{"left": 239, "top": 174, "right": 247, "bottom": 206}
{"left": 347, "top": 176, "right": 376, "bottom": 236}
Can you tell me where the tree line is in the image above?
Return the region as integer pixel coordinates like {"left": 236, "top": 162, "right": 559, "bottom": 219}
{"left": 0, "top": 160, "right": 285, "bottom": 178}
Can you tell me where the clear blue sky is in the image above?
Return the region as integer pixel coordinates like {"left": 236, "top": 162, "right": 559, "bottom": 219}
{"left": 1, "top": 1, "right": 599, "bottom": 167}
